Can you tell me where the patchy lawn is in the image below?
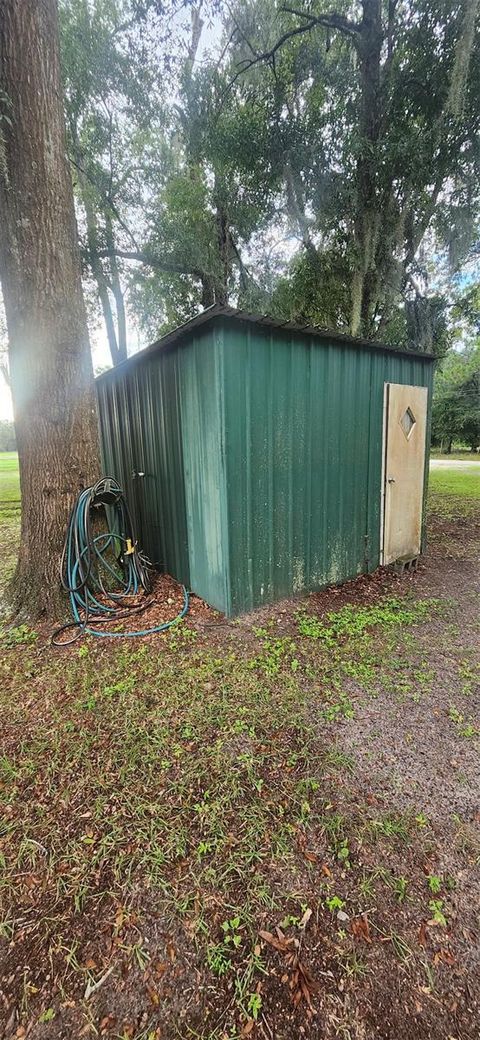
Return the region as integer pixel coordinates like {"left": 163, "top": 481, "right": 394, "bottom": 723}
{"left": 0, "top": 466, "right": 479, "bottom": 1040}
{"left": 0, "top": 453, "right": 20, "bottom": 513}
{"left": 0, "top": 453, "right": 21, "bottom": 607}
{"left": 430, "top": 451, "right": 479, "bottom": 462}
{"left": 428, "top": 466, "right": 480, "bottom": 514}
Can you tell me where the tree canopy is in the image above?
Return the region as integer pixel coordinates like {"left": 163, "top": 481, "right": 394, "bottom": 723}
{"left": 432, "top": 342, "right": 480, "bottom": 451}
{"left": 53, "top": 0, "right": 480, "bottom": 360}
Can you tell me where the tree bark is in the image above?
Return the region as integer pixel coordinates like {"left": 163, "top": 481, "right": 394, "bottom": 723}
{"left": 0, "top": 0, "right": 100, "bottom": 618}
{"left": 350, "top": 0, "right": 383, "bottom": 336}
{"left": 79, "top": 167, "right": 123, "bottom": 367}
{"left": 215, "top": 205, "right": 230, "bottom": 305}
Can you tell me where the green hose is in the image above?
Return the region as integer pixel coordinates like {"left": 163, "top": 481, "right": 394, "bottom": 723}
{"left": 51, "top": 476, "right": 189, "bottom": 646}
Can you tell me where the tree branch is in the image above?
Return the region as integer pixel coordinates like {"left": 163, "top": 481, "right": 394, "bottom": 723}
{"left": 95, "top": 247, "right": 210, "bottom": 281}
{"left": 225, "top": 20, "right": 318, "bottom": 94}
{"left": 223, "top": 6, "right": 360, "bottom": 98}
{"left": 69, "top": 156, "right": 140, "bottom": 252}
{"left": 281, "top": 6, "right": 362, "bottom": 37}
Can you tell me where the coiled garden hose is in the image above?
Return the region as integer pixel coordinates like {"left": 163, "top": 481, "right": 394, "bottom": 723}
{"left": 51, "top": 476, "right": 189, "bottom": 646}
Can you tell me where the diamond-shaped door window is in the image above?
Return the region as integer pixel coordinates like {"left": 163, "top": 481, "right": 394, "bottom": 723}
{"left": 400, "top": 406, "right": 416, "bottom": 440}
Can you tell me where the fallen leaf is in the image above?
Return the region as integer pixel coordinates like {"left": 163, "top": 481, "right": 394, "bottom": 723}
{"left": 114, "top": 907, "right": 125, "bottom": 932}
{"left": 100, "top": 1014, "right": 116, "bottom": 1032}
{"left": 418, "top": 922, "right": 428, "bottom": 947}
{"left": 259, "top": 929, "right": 294, "bottom": 953}
{"left": 434, "top": 949, "right": 455, "bottom": 966}
{"left": 350, "top": 915, "right": 371, "bottom": 943}
{"left": 147, "top": 986, "right": 159, "bottom": 1007}
{"left": 298, "top": 907, "right": 313, "bottom": 930}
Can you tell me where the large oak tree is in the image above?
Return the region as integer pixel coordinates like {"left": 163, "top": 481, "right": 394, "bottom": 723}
{"left": 0, "top": 0, "right": 99, "bottom": 617}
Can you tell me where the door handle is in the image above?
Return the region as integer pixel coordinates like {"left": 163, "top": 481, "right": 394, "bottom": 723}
{"left": 388, "top": 477, "right": 396, "bottom": 484}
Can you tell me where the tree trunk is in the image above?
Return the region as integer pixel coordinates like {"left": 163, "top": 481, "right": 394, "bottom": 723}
{"left": 80, "top": 176, "right": 123, "bottom": 366}
{"left": 350, "top": 0, "right": 383, "bottom": 336}
{"left": 0, "top": 0, "right": 99, "bottom": 618}
{"left": 215, "top": 204, "right": 230, "bottom": 306}
{"left": 105, "top": 211, "right": 127, "bottom": 362}
{"left": 201, "top": 276, "right": 215, "bottom": 308}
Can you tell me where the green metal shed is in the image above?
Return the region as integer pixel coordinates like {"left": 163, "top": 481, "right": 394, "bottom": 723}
{"left": 96, "top": 306, "right": 435, "bottom": 615}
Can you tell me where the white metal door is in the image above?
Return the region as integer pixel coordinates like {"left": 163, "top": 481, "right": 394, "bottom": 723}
{"left": 382, "top": 383, "right": 428, "bottom": 565}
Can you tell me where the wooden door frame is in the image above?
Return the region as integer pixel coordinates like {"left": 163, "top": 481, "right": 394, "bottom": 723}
{"left": 380, "top": 382, "right": 429, "bottom": 566}
{"left": 380, "top": 382, "right": 389, "bottom": 566}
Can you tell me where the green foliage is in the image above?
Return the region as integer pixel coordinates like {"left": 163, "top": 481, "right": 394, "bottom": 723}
{"left": 247, "top": 991, "right": 262, "bottom": 1021}
{"left": 429, "top": 899, "right": 447, "bottom": 927}
{"left": 297, "top": 598, "right": 435, "bottom": 647}
{"left": 0, "top": 623, "right": 37, "bottom": 647}
{"left": 432, "top": 343, "right": 480, "bottom": 451}
{"left": 0, "top": 421, "right": 15, "bottom": 452}
{"left": 326, "top": 894, "right": 345, "bottom": 912}
{"left": 38, "top": 1009, "right": 56, "bottom": 1024}
{"left": 57, "top": 0, "right": 480, "bottom": 349}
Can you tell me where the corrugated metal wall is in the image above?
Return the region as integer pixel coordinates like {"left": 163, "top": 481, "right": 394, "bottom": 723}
{"left": 97, "top": 325, "right": 231, "bottom": 608}
{"left": 97, "top": 348, "right": 190, "bottom": 583}
{"left": 96, "top": 315, "right": 434, "bottom": 616}
{"left": 221, "top": 320, "right": 434, "bottom": 614}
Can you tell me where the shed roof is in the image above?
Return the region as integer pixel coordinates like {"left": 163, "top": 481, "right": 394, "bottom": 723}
{"left": 96, "top": 304, "right": 436, "bottom": 383}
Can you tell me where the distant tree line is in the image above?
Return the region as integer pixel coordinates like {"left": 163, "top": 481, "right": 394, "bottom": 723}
{"left": 432, "top": 344, "right": 480, "bottom": 452}
{"left": 0, "top": 419, "right": 16, "bottom": 452}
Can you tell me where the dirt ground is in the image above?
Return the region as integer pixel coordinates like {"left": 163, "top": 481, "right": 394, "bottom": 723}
{"left": 0, "top": 479, "right": 479, "bottom": 1040}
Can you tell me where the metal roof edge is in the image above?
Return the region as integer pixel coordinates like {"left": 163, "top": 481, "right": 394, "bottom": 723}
{"left": 95, "top": 304, "right": 436, "bottom": 383}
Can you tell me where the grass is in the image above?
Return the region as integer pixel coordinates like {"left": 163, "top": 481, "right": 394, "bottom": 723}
{"left": 0, "top": 582, "right": 451, "bottom": 1035}
{"left": 428, "top": 466, "right": 480, "bottom": 520}
{"left": 0, "top": 453, "right": 20, "bottom": 598}
{"left": 430, "top": 449, "right": 479, "bottom": 461}
{"left": 0, "top": 451, "right": 479, "bottom": 1036}
{"left": 0, "top": 451, "right": 20, "bottom": 512}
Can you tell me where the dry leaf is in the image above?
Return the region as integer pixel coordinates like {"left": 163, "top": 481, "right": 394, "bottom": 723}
{"left": 433, "top": 949, "right": 455, "bottom": 965}
{"left": 259, "top": 929, "right": 293, "bottom": 953}
{"left": 114, "top": 907, "right": 125, "bottom": 931}
{"left": 418, "top": 922, "right": 428, "bottom": 947}
{"left": 350, "top": 915, "right": 371, "bottom": 943}
{"left": 100, "top": 1014, "right": 116, "bottom": 1032}
{"left": 299, "top": 907, "right": 313, "bottom": 930}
